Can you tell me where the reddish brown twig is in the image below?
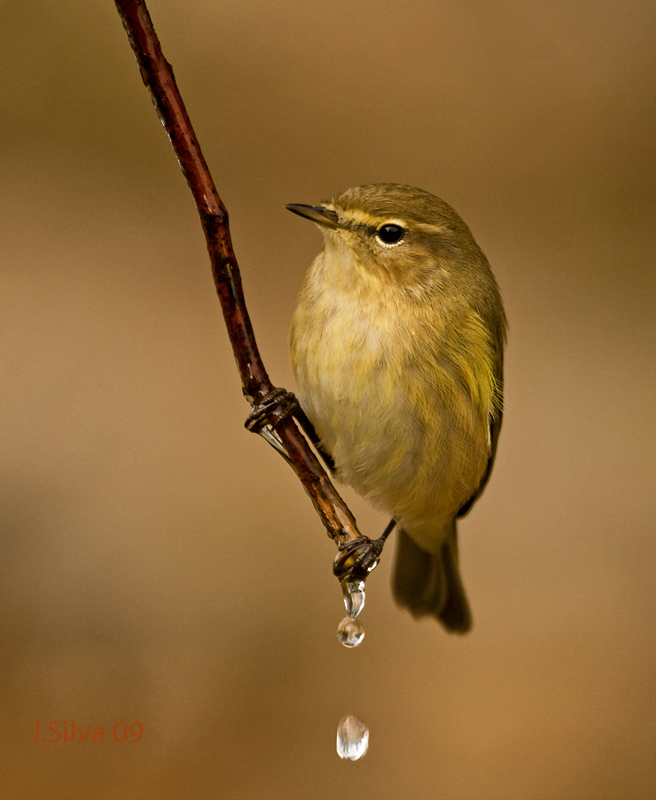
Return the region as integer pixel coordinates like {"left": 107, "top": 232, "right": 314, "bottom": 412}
{"left": 113, "top": 0, "right": 374, "bottom": 569}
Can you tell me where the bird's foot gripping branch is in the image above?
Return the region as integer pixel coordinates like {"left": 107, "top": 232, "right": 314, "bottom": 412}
{"left": 333, "top": 519, "right": 396, "bottom": 583}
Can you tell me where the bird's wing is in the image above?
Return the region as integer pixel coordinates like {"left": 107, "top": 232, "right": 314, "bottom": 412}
{"left": 456, "top": 346, "right": 504, "bottom": 518}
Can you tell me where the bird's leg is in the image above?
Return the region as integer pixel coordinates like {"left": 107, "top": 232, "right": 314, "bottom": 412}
{"left": 244, "top": 387, "right": 336, "bottom": 472}
{"left": 333, "top": 518, "right": 397, "bottom": 583}
{"left": 292, "top": 405, "right": 336, "bottom": 473}
{"left": 377, "top": 517, "right": 397, "bottom": 548}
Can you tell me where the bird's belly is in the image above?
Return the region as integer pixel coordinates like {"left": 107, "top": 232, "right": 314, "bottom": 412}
{"left": 292, "top": 305, "right": 489, "bottom": 546}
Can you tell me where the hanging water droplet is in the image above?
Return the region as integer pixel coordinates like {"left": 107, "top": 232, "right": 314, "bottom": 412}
{"left": 342, "top": 580, "right": 365, "bottom": 618}
{"left": 337, "top": 615, "right": 365, "bottom": 648}
{"left": 336, "top": 714, "right": 369, "bottom": 761}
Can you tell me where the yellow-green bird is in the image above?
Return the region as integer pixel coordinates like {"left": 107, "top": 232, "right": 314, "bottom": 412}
{"left": 288, "top": 184, "right": 506, "bottom": 633}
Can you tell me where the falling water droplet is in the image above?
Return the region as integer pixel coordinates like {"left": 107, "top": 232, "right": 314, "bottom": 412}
{"left": 337, "top": 615, "right": 365, "bottom": 648}
{"left": 341, "top": 580, "right": 366, "bottom": 618}
{"left": 336, "top": 714, "right": 369, "bottom": 761}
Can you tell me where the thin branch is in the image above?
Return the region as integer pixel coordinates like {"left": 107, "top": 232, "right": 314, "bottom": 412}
{"left": 113, "top": 0, "right": 377, "bottom": 572}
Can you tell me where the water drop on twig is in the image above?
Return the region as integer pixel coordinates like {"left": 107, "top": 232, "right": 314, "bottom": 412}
{"left": 337, "top": 615, "right": 365, "bottom": 647}
{"left": 341, "top": 580, "right": 365, "bottom": 618}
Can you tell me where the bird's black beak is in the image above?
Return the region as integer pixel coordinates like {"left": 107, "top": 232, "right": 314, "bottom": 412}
{"left": 285, "top": 204, "right": 342, "bottom": 230}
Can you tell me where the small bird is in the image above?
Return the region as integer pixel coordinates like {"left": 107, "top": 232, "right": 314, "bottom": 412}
{"left": 288, "top": 184, "right": 506, "bottom": 633}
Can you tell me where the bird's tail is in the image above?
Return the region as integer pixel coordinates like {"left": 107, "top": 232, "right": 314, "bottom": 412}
{"left": 392, "top": 521, "right": 472, "bottom": 634}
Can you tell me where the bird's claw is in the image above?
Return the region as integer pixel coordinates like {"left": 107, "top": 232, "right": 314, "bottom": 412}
{"left": 333, "top": 536, "right": 384, "bottom": 583}
{"left": 245, "top": 387, "right": 299, "bottom": 433}
{"left": 332, "top": 519, "right": 396, "bottom": 582}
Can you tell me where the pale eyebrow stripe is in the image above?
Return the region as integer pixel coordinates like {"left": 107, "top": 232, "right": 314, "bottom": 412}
{"left": 338, "top": 211, "right": 448, "bottom": 235}
{"left": 341, "top": 210, "right": 382, "bottom": 226}
{"left": 340, "top": 211, "right": 410, "bottom": 228}
{"left": 414, "top": 222, "right": 449, "bottom": 234}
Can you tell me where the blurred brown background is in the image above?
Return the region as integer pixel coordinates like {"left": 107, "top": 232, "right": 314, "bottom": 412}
{"left": 1, "top": 1, "right": 655, "bottom": 797}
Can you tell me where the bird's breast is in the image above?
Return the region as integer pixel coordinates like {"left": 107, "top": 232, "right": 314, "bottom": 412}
{"left": 291, "top": 274, "right": 490, "bottom": 542}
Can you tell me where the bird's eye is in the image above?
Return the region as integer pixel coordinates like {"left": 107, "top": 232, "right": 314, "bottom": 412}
{"left": 376, "top": 224, "right": 405, "bottom": 246}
